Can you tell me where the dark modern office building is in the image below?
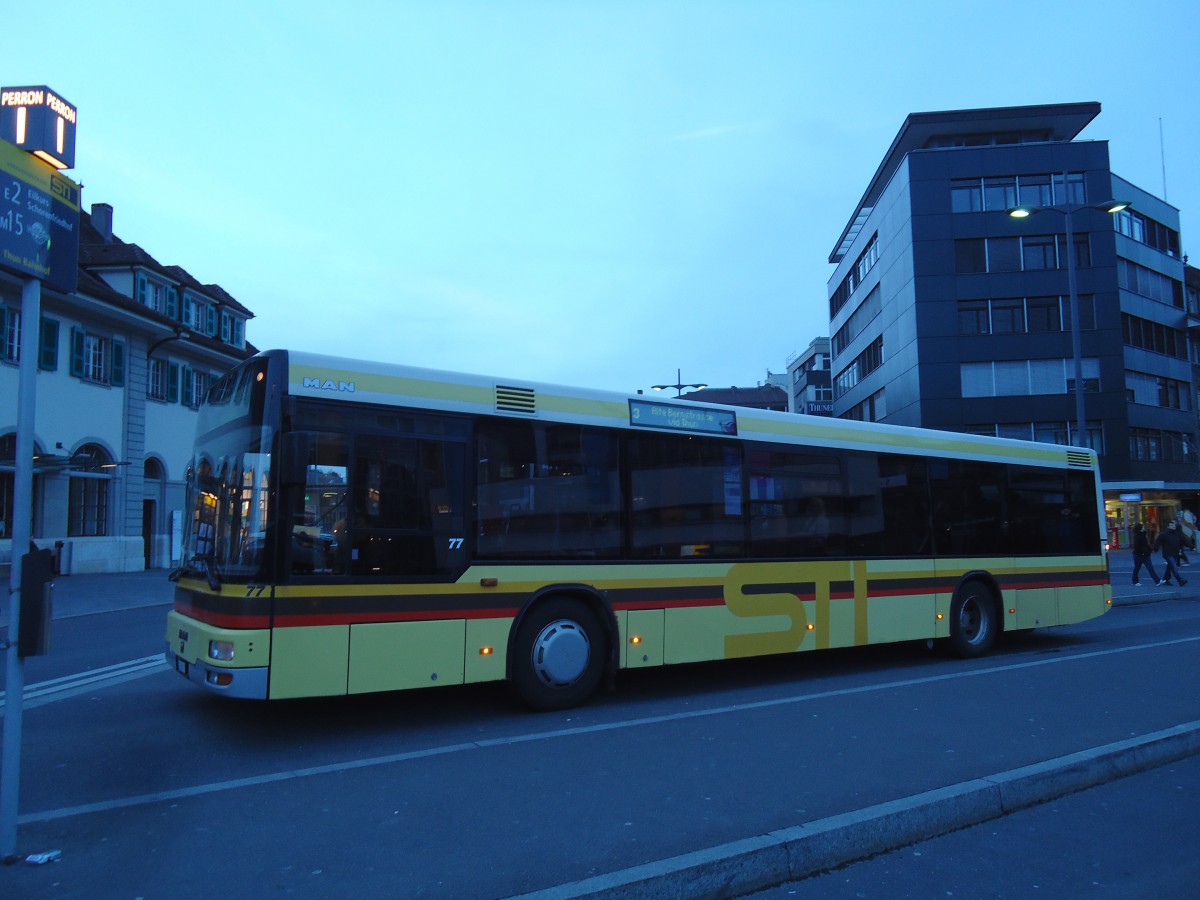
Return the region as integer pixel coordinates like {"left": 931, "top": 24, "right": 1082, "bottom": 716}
{"left": 826, "top": 102, "right": 1194, "bottom": 546}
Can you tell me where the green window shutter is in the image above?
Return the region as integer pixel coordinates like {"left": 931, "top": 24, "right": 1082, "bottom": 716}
{"left": 167, "top": 362, "right": 179, "bottom": 403}
{"left": 136, "top": 275, "right": 148, "bottom": 306}
{"left": 39, "top": 317, "right": 59, "bottom": 370}
{"left": 70, "top": 327, "right": 85, "bottom": 377}
{"left": 166, "top": 287, "right": 179, "bottom": 320}
{"left": 181, "top": 366, "right": 193, "bottom": 406}
{"left": 111, "top": 339, "right": 125, "bottom": 386}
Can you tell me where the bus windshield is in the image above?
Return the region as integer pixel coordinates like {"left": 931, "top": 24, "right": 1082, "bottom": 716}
{"left": 176, "top": 359, "right": 274, "bottom": 585}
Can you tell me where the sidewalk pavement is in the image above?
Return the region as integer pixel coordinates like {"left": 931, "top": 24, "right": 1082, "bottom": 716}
{"left": 0, "top": 548, "right": 1192, "bottom": 627}
{"left": 0, "top": 568, "right": 173, "bottom": 628}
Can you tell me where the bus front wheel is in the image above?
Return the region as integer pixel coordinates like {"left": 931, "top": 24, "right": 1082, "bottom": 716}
{"left": 948, "top": 579, "right": 999, "bottom": 658}
{"left": 511, "top": 598, "right": 605, "bottom": 711}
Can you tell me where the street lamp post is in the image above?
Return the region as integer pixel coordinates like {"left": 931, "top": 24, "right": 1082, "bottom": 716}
{"left": 147, "top": 324, "right": 191, "bottom": 358}
{"left": 651, "top": 368, "right": 708, "bottom": 398}
{"left": 1008, "top": 178, "right": 1129, "bottom": 449}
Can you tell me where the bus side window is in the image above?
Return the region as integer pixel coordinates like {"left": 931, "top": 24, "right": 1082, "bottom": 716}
{"left": 290, "top": 433, "right": 349, "bottom": 575}
{"left": 349, "top": 436, "right": 466, "bottom": 576}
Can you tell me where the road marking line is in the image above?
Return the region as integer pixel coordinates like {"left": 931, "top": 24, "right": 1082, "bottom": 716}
{"left": 16, "top": 634, "right": 1200, "bottom": 825}
{"left": 0, "top": 655, "right": 166, "bottom": 712}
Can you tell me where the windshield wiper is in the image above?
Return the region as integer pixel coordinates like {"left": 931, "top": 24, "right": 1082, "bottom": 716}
{"left": 168, "top": 557, "right": 222, "bottom": 591}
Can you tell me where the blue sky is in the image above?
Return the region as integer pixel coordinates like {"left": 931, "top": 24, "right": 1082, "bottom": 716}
{"left": 7, "top": 0, "right": 1198, "bottom": 394}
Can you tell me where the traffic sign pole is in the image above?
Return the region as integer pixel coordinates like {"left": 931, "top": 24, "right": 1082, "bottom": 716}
{"left": 1, "top": 276, "right": 41, "bottom": 862}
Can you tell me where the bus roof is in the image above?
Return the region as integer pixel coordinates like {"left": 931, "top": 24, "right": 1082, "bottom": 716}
{"left": 274, "top": 349, "right": 1097, "bottom": 472}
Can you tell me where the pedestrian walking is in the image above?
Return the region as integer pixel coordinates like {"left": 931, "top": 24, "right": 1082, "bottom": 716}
{"left": 1154, "top": 521, "right": 1188, "bottom": 586}
{"left": 1130, "top": 523, "right": 1160, "bottom": 586}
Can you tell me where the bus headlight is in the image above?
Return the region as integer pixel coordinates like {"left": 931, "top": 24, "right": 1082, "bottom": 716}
{"left": 209, "top": 640, "right": 235, "bottom": 661}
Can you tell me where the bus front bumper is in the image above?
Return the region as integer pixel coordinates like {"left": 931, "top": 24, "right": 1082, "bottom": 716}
{"left": 165, "top": 644, "right": 268, "bottom": 699}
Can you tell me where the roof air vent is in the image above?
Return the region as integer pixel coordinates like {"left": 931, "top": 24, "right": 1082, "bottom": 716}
{"left": 495, "top": 385, "right": 536, "bottom": 415}
{"left": 1066, "top": 450, "right": 1092, "bottom": 469}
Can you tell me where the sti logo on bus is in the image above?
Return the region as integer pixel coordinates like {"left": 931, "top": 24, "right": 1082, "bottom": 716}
{"left": 302, "top": 376, "right": 356, "bottom": 393}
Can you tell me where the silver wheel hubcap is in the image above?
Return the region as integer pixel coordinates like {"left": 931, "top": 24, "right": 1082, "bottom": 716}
{"left": 531, "top": 619, "right": 590, "bottom": 687}
{"left": 960, "top": 596, "right": 987, "bottom": 643}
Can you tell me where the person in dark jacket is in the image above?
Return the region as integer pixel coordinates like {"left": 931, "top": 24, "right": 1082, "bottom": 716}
{"left": 1131, "top": 523, "right": 1160, "bottom": 586}
{"left": 1155, "top": 521, "right": 1188, "bottom": 586}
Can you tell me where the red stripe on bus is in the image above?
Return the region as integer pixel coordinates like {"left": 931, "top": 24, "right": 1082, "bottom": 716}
{"left": 174, "top": 599, "right": 271, "bottom": 630}
{"left": 274, "top": 607, "right": 521, "bottom": 628}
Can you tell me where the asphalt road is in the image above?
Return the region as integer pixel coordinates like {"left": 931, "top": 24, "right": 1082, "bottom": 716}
{"left": 0, "top": 571, "right": 1198, "bottom": 898}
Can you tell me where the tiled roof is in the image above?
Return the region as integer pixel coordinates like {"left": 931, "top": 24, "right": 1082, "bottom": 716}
{"left": 78, "top": 207, "right": 254, "bottom": 319}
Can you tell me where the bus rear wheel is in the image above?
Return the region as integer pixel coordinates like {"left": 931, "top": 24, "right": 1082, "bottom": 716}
{"left": 948, "top": 579, "right": 999, "bottom": 658}
{"left": 511, "top": 598, "right": 605, "bottom": 711}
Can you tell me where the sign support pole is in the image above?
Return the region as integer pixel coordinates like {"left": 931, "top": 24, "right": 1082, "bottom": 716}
{"left": 1, "top": 276, "right": 41, "bottom": 862}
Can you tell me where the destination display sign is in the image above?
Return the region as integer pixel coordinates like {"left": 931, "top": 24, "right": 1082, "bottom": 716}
{"left": 0, "top": 137, "right": 80, "bottom": 292}
{"left": 629, "top": 398, "right": 737, "bottom": 436}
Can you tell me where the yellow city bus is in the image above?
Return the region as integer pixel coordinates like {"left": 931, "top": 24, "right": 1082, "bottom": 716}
{"left": 165, "top": 350, "right": 1111, "bottom": 709}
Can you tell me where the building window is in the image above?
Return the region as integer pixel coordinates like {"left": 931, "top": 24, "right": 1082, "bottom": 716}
{"left": 1115, "top": 209, "right": 1180, "bottom": 257}
{"left": 0, "top": 310, "right": 59, "bottom": 369}
{"left": 969, "top": 420, "right": 1101, "bottom": 453}
{"left": 148, "top": 358, "right": 168, "bottom": 401}
{"left": 182, "top": 368, "right": 211, "bottom": 408}
{"left": 69, "top": 328, "right": 125, "bottom": 386}
{"left": 137, "top": 275, "right": 168, "bottom": 314}
{"left": 1118, "top": 259, "right": 1183, "bottom": 307}
{"left": 961, "top": 358, "right": 1099, "bottom": 398}
{"left": 951, "top": 172, "right": 1084, "bottom": 214}
{"left": 955, "top": 235, "right": 1091, "bottom": 274}
{"left": 1126, "top": 370, "right": 1189, "bottom": 410}
{"left": 68, "top": 444, "right": 113, "bottom": 537}
{"left": 959, "top": 301, "right": 989, "bottom": 335}
{"left": 1021, "top": 235, "right": 1058, "bottom": 270}
{"left": 830, "top": 234, "right": 880, "bottom": 318}
{"left": 832, "top": 285, "right": 881, "bottom": 357}
{"left": 1122, "top": 314, "right": 1188, "bottom": 359}
{"left": 1, "top": 306, "right": 18, "bottom": 362}
{"left": 951, "top": 179, "right": 982, "bottom": 212}
{"left": 1017, "top": 174, "right": 1053, "bottom": 208}
{"left": 982, "top": 176, "right": 1017, "bottom": 212}
{"left": 990, "top": 299, "right": 1025, "bottom": 333}
{"left": 1129, "top": 428, "right": 1193, "bottom": 463}
{"left": 958, "top": 296, "right": 1090, "bottom": 336}
{"left": 39, "top": 318, "right": 59, "bottom": 370}
{"left": 1026, "top": 298, "right": 1062, "bottom": 332}
{"left": 834, "top": 337, "right": 883, "bottom": 398}
{"left": 842, "top": 389, "right": 886, "bottom": 422}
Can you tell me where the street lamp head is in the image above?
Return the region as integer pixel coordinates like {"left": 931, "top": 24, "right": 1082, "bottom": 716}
{"left": 1008, "top": 200, "right": 1131, "bottom": 218}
